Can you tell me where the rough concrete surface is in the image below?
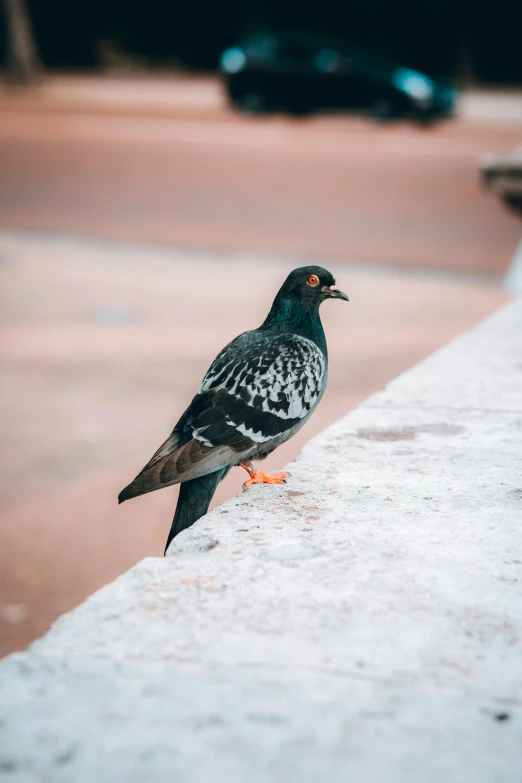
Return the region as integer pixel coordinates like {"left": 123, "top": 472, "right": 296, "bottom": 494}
{"left": 1, "top": 299, "right": 521, "bottom": 781}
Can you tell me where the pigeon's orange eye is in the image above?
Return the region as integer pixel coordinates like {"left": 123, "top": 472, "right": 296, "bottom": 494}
{"left": 307, "top": 274, "right": 319, "bottom": 287}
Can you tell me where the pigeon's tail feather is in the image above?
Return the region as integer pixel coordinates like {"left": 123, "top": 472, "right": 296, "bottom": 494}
{"left": 164, "top": 466, "right": 230, "bottom": 555}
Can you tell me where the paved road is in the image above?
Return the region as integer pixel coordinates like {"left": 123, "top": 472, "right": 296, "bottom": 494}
{"left": 0, "top": 84, "right": 520, "bottom": 274}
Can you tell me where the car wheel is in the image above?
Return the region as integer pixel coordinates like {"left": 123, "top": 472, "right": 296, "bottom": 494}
{"left": 415, "top": 111, "right": 439, "bottom": 128}
{"left": 370, "top": 98, "right": 396, "bottom": 122}
{"left": 287, "top": 103, "right": 311, "bottom": 118}
{"left": 234, "top": 91, "right": 270, "bottom": 115}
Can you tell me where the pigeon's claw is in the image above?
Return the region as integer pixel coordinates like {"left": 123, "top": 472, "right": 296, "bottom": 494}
{"left": 243, "top": 471, "right": 289, "bottom": 489}
{"left": 238, "top": 461, "right": 288, "bottom": 489}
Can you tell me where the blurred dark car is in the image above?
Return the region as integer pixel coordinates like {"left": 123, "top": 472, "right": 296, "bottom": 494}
{"left": 219, "top": 33, "right": 456, "bottom": 123}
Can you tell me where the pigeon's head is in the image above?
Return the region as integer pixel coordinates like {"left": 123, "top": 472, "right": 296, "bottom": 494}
{"left": 281, "top": 266, "right": 349, "bottom": 309}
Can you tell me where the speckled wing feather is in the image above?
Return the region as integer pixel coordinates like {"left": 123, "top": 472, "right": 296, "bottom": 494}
{"left": 118, "top": 330, "right": 326, "bottom": 502}
{"left": 195, "top": 330, "right": 326, "bottom": 446}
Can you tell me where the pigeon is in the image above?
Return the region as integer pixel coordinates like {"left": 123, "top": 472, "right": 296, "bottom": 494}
{"left": 118, "top": 266, "right": 348, "bottom": 553}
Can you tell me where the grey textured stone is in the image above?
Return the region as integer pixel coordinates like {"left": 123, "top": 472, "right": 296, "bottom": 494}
{"left": 1, "top": 656, "right": 520, "bottom": 783}
{"left": 1, "top": 298, "right": 521, "bottom": 782}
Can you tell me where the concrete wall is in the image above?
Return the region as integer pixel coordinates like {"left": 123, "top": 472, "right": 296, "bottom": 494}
{"left": 1, "top": 299, "right": 521, "bottom": 782}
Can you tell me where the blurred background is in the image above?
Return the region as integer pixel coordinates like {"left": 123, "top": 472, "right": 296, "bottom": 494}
{"left": 0, "top": 0, "right": 521, "bottom": 656}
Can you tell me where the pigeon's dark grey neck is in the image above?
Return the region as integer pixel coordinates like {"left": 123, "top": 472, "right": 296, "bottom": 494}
{"left": 260, "top": 294, "right": 327, "bottom": 355}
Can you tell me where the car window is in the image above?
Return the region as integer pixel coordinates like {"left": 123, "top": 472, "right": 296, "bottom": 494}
{"left": 244, "top": 36, "right": 279, "bottom": 57}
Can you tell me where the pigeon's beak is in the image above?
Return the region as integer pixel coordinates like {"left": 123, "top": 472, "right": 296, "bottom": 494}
{"left": 322, "top": 285, "right": 349, "bottom": 302}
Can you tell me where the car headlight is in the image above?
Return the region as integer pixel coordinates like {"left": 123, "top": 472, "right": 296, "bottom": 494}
{"left": 393, "top": 68, "right": 434, "bottom": 102}
{"left": 220, "top": 47, "right": 247, "bottom": 74}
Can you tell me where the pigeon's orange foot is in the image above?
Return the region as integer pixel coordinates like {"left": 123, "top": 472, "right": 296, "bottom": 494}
{"left": 238, "top": 461, "right": 289, "bottom": 489}
{"left": 243, "top": 471, "right": 289, "bottom": 489}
